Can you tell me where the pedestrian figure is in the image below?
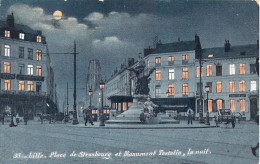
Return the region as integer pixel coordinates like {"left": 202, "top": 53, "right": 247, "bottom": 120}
{"left": 84, "top": 108, "right": 94, "bottom": 126}
{"left": 187, "top": 107, "right": 194, "bottom": 125}
{"left": 15, "top": 113, "right": 19, "bottom": 125}
{"left": 49, "top": 115, "right": 51, "bottom": 124}
{"left": 251, "top": 143, "right": 259, "bottom": 156}
{"left": 24, "top": 113, "right": 28, "bottom": 125}
{"left": 40, "top": 114, "right": 43, "bottom": 124}
{"left": 10, "top": 114, "right": 17, "bottom": 127}
{"left": 1, "top": 113, "right": 4, "bottom": 125}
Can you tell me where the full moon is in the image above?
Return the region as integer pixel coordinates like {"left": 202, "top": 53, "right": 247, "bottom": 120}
{"left": 53, "top": 10, "right": 62, "bottom": 20}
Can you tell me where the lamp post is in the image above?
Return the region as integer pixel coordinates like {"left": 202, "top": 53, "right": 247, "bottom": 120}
{"left": 99, "top": 81, "right": 105, "bottom": 126}
{"left": 89, "top": 88, "right": 93, "bottom": 107}
{"left": 72, "top": 41, "right": 79, "bottom": 125}
{"left": 205, "top": 85, "right": 210, "bottom": 125}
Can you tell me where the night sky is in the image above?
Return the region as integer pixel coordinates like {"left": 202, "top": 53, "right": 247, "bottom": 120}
{"left": 0, "top": 0, "right": 258, "bottom": 110}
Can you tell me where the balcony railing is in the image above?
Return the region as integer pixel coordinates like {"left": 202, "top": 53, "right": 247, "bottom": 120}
{"left": 0, "top": 73, "right": 15, "bottom": 79}
{"left": 16, "top": 74, "right": 44, "bottom": 81}
{"left": 0, "top": 90, "right": 47, "bottom": 96}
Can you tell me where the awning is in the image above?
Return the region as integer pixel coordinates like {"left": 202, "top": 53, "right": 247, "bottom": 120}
{"left": 107, "top": 95, "right": 133, "bottom": 103}
{"left": 152, "top": 97, "right": 195, "bottom": 112}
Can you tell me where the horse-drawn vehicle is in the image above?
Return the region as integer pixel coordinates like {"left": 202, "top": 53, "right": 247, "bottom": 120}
{"left": 214, "top": 109, "right": 236, "bottom": 128}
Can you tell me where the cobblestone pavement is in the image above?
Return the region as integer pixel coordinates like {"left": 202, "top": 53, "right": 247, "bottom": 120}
{"left": 0, "top": 121, "right": 258, "bottom": 164}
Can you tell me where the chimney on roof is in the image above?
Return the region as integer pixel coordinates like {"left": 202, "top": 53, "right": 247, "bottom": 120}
{"left": 6, "top": 13, "right": 15, "bottom": 27}
{"left": 224, "top": 40, "right": 231, "bottom": 52}
{"left": 128, "top": 58, "right": 134, "bottom": 67}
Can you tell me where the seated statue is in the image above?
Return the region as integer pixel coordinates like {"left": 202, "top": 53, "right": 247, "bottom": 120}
{"left": 143, "top": 97, "right": 158, "bottom": 115}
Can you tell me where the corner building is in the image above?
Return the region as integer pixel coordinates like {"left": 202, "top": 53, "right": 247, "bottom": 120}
{"left": 0, "top": 14, "right": 56, "bottom": 119}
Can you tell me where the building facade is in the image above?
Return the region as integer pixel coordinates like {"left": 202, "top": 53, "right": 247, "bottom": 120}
{"left": 0, "top": 14, "right": 56, "bottom": 119}
{"left": 85, "top": 35, "right": 258, "bottom": 121}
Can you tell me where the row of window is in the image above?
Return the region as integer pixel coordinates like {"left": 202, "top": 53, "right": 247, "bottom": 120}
{"left": 0, "top": 44, "right": 42, "bottom": 61}
{"left": 4, "top": 80, "right": 36, "bottom": 91}
{"left": 155, "top": 63, "right": 256, "bottom": 81}
{"left": 155, "top": 80, "right": 257, "bottom": 97}
{"left": 155, "top": 55, "right": 188, "bottom": 64}
{"left": 156, "top": 69, "right": 189, "bottom": 81}
{"left": 196, "top": 64, "right": 256, "bottom": 77}
{"left": 4, "top": 30, "right": 42, "bottom": 42}
{"left": 206, "top": 99, "right": 246, "bottom": 113}
{"left": 1, "top": 62, "right": 42, "bottom": 76}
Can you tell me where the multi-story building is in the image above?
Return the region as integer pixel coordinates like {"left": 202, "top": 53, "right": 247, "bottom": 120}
{"left": 0, "top": 13, "right": 56, "bottom": 118}
{"left": 194, "top": 40, "right": 259, "bottom": 120}
{"left": 85, "top": 34, "right": 258, "bottom": 121}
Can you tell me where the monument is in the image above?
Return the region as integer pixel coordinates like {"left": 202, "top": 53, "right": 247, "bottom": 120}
{"left": 107, "top": 59, "right": 179, "bottom": 124}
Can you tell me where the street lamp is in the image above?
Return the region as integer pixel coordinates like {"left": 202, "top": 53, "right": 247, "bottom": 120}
{"left": 166, "top": 90, "right": 170, "bottom": 97}
{"left": 99, "top": 81, "right": 105, "bottom": 126}
{"left": 205, "top": 85, "right": 210, "bottom": 125}
{"left": 89, "top": 88, "right": 93, "bottom": 107}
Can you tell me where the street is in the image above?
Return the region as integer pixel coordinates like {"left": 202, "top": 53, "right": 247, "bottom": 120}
{"left": 0, "top": 121, "right": 258, "bottom": 164}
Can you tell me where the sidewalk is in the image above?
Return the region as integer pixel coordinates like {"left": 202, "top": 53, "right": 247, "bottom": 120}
{"left": 68, "top": 121, "right": 217, "bottom": 129}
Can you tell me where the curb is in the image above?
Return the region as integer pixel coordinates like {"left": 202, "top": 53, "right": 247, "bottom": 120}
{"left": 67, "top": 124, "right": 217, "bottom": 129}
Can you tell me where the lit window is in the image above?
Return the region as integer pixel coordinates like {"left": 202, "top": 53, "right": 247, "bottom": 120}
{"left": 217, "top": 100, "right": 222, "bottom": 110}
{"left": 28, "top": 65, "right": 33, "bottom": 75}
{"left": 5, "top": 30, "right": 10, "bottom": 37}
{"left": 128, "top": 102, "right": 132, "bottom": 108}
{"left": 156, "top": 71, "right": 161, "bottom": 81}
{"left": 230, "top": 100, "right": 235, "bottom": 112}
{"left": 182, "top": 55, "right": 188, "bottom": 60}
{"left": 37, "top": 66, "right": 42, "bottom": 76}
{"left": 197, "top": 66, "right": 203, "bottom": 77}
{"left": 229, "top": 64, "right": 235, "bottom": 75}
{"left": 37, "top": 50, "right": 42, "bottom": 61}
{"left": 5, "top": 80, "right": 11, "bottom": 90}
{"left": 208, "top": 100, "right": 212, "bottom": 112}
{"left": 99, "top": 98, "right": 101, "bottom": 102}
{"left": 229, "top": 82, "right": 235, "bottom": 93}
{"left": 250, "top": 81, "right": 257, "bottom": 91}
{"left": 207, "top": 65, "right": 212, "bottom": 76}
{"left": 208, "top": 54, "right": 214, "bottom": 58}
{"left": 169, "top": 84, "right": 175, "bottom": 96}
{"left": 182, "top": 83, "right": 188, "bottom": 95}
{"left": 216, "top": 82, "right": 222, "bottom": 93}
{"left": 19, "top": 81, "right": 25, "bottom": 91}
{"left": 19, "top": 33, "right": 25, "bottom": 40}
{"left": 123, "top": 102, "right": 127, "bottom": 111}
{"left": 4, "top": 45, "right": 10, "bottom": 56}
{"left": 155, "top": 57, "right": 161, "bottom": 64}
{"left": 28, "top": 81, "right": 34, "bottom": 91}
{"left": 4, "top": 62, "right": 11, "bottom": 73}
{"left": 239, "top": 64, "right": 245, "bottom": 75}
{"left": 239, "top": 81, "right": 245, "bottom": 92}
{"left": 168, "top": 56, "right": 175, "bottom": 61}
{"left": 240, "top": 99, "right": 245, "bottom": 113}
{"left": 169, "top": 69, "right": 174, "bottom": 80}
{"left": 37, "top": 36, "right": 42, "bottom": 43}
{"left": 182, "top": 68, "right": 189, "bottom": 79}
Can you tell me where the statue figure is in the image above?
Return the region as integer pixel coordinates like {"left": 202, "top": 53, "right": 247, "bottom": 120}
{"left": 127, "top": 59, "right": 155, "bottom": 95}
{"left": 143, "top": 97, "right": 158, "bottom": 115}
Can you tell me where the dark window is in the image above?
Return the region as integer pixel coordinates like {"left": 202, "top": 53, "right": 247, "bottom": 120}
{"left": 19, "top": 47, "right": 24, "bottom": 58}
{"left": 206, "top": 82, "right": 212, "bottom": 93}
{"left": 250, "top": 64, "right": 256, "bottom": 74}
{"left": 216, "top": 65, "right": 222, "bottom": 76}
{"left": 28, "top": 48, "right": 33, "bottom": 60}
